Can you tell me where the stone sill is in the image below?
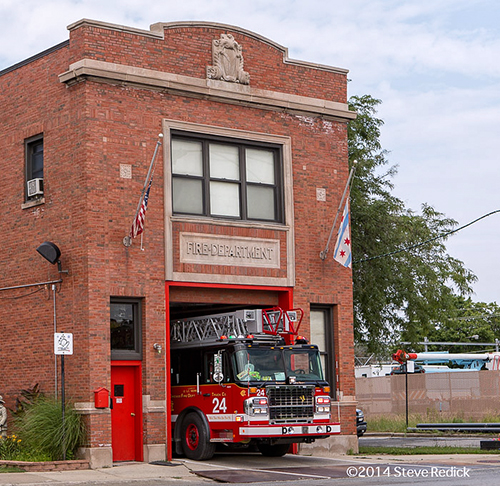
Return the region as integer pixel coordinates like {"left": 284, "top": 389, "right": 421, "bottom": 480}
{"left": 0, "top": 459, "right": 89, "bottom": 472}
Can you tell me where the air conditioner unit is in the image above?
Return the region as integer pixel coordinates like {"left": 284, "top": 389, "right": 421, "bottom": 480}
{"left": 27, "top": 178, "right": 44, "bottom": 197}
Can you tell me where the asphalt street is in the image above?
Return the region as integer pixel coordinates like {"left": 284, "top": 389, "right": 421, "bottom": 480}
{"left": 2, "top": 437, "right": 500, "bottom": 485}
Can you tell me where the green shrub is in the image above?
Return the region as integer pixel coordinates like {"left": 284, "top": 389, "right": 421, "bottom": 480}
{"left": 15, "top": 397, "right": 85, "bottom": 461}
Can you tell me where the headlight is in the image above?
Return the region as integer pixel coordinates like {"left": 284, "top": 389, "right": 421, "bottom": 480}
{"left": 315, "top": 396, "right": 331, "bottom": 415}
{"left": 245, "top": 397, "right": 269, "bottom": 417}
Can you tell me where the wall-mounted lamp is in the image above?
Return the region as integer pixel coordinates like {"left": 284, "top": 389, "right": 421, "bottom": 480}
{"left": 153, "top": 343, "right": 162, "bottom": 355}
{"left": 36, "top": 241, "right": 69, "bottom": 274}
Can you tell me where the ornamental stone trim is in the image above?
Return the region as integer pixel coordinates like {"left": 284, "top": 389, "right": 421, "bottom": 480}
{"left": 207, "top": 33, "right": 250, "bottom": 85}
{"left": 59, "top": 59, "right": 355, "bottom": 122}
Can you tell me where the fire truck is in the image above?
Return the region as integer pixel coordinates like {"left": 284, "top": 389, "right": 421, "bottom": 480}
{"left": 170, "top": 307, "right": 340, "bottom": 460}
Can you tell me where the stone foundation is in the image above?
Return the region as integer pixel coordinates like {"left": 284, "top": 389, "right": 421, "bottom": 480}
{"left": 298, "top": 434, "right": 359, "bottom": 456}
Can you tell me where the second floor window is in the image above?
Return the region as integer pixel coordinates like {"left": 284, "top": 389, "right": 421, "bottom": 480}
{"left": 171, "top": 133, "right": 283, "bottom": 223}
{"left": 25, "top": 135, "right": 44, "bottom": 200}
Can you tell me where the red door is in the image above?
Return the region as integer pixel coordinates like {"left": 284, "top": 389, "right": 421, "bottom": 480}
{"left": 111, "top": 364, "right": 142, "bottom": 461}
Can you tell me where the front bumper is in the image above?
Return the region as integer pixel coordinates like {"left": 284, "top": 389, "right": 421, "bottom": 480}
{"left": 239, "top": 423, "right": 340, "bottom": 438}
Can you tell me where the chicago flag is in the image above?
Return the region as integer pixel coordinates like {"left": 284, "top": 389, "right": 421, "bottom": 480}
{"left": 333, "top": 201, "right": 352, "bottom": 268}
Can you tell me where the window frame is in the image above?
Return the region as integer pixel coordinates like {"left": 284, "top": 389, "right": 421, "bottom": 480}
{"left": 171, "top": 131, "right": 284, "bottom": 224}
{"left": 110, "top": 298, "right": 143, "bottom": 360}
{"left": 25, "top": 134, "right": 44, "bottom": 201}
{"left": 310, "top": 306, "right": 337, "bottom": 399}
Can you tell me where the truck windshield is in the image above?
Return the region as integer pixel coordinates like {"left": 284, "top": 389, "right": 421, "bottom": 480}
{"left": 233, "top": 347, "right": 324, "bottom": 382}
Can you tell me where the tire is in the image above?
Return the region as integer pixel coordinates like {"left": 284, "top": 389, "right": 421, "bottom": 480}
{"left": 257, "top": 443, "right": 290, "bottom": 457}
{"left": 180, "top": 412, "right": 216, "bottom": 460}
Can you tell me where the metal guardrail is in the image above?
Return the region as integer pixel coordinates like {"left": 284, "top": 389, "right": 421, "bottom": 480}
{"left": 410, "top": 423, "right": 500, "bottom": 433}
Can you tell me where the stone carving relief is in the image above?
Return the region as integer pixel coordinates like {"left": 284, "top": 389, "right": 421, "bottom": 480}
{"left": 207, "top": 33, "right": 250, "bottom": 85}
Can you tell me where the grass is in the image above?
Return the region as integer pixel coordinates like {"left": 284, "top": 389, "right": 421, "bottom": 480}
{"left": 0, "top": 465, "right": 24, "bottom": 473}
{"left": 367, "top": 411, "right": 500, "bottom": 434}
{"left": 357, "top": 445, "right": 500, "bottom": 455}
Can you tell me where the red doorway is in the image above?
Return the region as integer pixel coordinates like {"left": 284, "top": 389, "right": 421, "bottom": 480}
{"left": 111, "top": 362, "right": 143, "bottom": 462}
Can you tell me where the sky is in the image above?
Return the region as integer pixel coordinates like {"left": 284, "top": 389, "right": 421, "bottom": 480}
{"left": 1, "top": 0, "right": 499, "bottom": 304}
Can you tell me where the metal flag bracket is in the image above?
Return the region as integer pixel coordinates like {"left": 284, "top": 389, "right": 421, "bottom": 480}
{"left": 123, "top": 133, "right": 163, "bottom": 247}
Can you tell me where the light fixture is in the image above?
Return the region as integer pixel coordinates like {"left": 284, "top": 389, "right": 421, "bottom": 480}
{"left": 36, "top": 241, "right": 68, "bottom": 274}
{"left": 153, "top": 343, "right": 162, "bottom": 354}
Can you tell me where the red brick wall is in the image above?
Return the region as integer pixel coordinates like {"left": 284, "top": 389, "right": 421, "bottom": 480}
{"left": 0, "top": 20, "right": 355, "bottom": 447}
{"left": 67, "top": 22, "right": 347, "bottom": 102}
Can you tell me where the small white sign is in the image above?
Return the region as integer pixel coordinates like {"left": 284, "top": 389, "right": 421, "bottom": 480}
{"left": 407, "top": 360, "right": 415, "bottom": 373}
{"left": 54, "top": 333, "right": 73, "bottom": 355}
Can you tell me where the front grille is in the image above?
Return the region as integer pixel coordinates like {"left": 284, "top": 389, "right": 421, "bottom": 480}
{"left": 267, "top": 385, "right": 314, "bottom": 423}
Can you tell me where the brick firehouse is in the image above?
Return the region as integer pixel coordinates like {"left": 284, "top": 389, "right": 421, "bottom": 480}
{"left": 0, "top": 19, "right": 357, "bottom": 467}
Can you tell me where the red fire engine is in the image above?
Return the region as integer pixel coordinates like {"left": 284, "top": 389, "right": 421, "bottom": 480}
{"left": 170, "top": 307, "right": 340, "bottom": 460}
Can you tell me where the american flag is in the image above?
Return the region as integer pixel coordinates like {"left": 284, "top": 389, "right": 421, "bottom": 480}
{"left": 130, "top": 177, "right": 152, "bottom": 238}
{"left": 333, "top": 200, "right": 352, "bottom": 268}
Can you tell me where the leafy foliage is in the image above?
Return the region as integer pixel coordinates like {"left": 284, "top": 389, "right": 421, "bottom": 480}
{"left": 0, "top": 435, "right": 23, "bottom": 460}
{"left": 0, "top": 434, "right": 51, "bottom": 462}
{"left": 425, "top": 296, "right": 500, "bottom": 353}
{"left": 348, "top": 95, "right": 477, "bottom": 354}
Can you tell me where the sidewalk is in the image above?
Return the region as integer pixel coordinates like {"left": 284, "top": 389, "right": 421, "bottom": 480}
{"left": 0, "top": 460, "right": 208, "bottom": 485}
{"left": 2, "top": 453, "right": 500, "bottom": 485}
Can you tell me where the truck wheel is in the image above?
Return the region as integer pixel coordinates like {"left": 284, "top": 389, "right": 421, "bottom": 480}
{"left": 180, "top": 412, "right": 216, "bottom": 460}
{"left": 257, "top": 443, "right": 290, "bottom": 457}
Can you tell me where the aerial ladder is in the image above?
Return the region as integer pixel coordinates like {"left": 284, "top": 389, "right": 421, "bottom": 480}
{"left": 170, "top": 307, "right": 304, "bottom": 346}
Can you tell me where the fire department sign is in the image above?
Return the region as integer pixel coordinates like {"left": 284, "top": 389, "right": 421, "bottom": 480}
{"left": 180, "top": 233, "right": 280, "bottom": 269}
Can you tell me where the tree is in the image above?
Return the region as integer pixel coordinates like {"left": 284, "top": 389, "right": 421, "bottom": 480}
{"left": 425, "top": 296, "right": 500, "bottom": 353}
{"left": 348, "top": 95, "right": 477, "bottom": 355}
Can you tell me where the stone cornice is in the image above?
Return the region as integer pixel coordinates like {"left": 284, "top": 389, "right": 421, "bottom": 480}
{"left": 59, "top": 59, "right": 356, "bottom": 122}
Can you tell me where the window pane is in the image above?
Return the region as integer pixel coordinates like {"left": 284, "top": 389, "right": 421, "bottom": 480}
{"left": 210, "top": 181, "right": 240, "bottom": 217}
{"left": 310, "top": 310, "right": 327, "bottom": 377}
{"left": 209, "top": 144, "right": 239, "bottom": 180}
{"left": 310, "top": 310, "right": 327, "bottom": 352}
{"left": 110, "top": 303, "right": 135, "bottom": 350}
{"left": 31, "top": 141, "right": 44, "bottom": 179}
{"left": 247, "top": 185, "right": 275, "bottom": 220}
{"left": 173, "top": 178, "right": 203, "bottom": 214}
{"left": 246, "top": 148, "right": 275, "bottom": 184}
{"left": 172, "top": 139, "right": 203, "bottom": 176}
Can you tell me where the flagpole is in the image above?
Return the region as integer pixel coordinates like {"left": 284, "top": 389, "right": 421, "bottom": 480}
{"left": 320, "top": 160, "right": 357, "bottom": 260}
{"left": 123, "top": 133, "right": 163, "bottom": 247}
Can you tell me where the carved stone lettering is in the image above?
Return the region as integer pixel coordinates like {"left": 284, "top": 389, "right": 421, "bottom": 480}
{"left": 180, "top": 233, "right": 280, "bottom": 268}
{"left": 207, "top": 33, "right": 250, "bottom": 85}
